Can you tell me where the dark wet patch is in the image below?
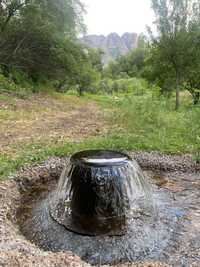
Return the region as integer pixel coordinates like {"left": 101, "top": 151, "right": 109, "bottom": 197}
{"left": 17, "top": 169, "right": 200, "bottom": 266}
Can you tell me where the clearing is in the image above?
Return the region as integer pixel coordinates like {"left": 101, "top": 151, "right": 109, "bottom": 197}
{"left": 0, "top": 92, "right": 107, "bottom": 155}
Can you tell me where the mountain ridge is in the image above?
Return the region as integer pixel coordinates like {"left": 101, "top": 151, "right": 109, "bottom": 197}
{"left": 80, "top": 32, "right": 139, "bottom": 64}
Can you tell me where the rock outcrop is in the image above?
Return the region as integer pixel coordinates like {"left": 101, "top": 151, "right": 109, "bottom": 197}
{"left": 80, "top": 32, "right": 138, "bottom": 64}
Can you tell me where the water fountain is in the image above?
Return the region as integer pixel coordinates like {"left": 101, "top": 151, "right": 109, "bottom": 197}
{"left": 1, "top": 150, "right": 200, "bottom": 266}
{"left": 50, "top": 150, "right": 153, "bottom": 236}
{"left": 19, "top": 150, "right": 181, "bottom": 265}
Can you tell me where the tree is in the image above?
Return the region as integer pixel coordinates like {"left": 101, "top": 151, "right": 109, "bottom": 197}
{"left": 0, "top": 0, "right": 86, "bottom": 85}
{"left": 185, "top": 9, "right": 200, "bottom": 105}
{"left": 86, "top": 48, "right": 104, "bottom": 73}
{"left": 0, "top": 0, "right": 29, "bottom": 33}
{"left": 72, "top": 48, "right": 101, "bottom": 96}
{"left": 150, "top": 0, "right": 200, "bottom": 110}
{"left": 76, "top": 64, "right": 99, "bottom": 96}
{"left": 103, "top": 34, "right": 149, "bottom": 79}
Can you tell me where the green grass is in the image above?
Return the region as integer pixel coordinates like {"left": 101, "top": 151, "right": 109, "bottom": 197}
{"left": 86, "top": 92, "right": 200, "bottom": 154}
{"left": 0, "top": 91, "right": 199, "bottom": 179}
{"left": 108, "top": 93, "right": 200, "bottom": 154}
{"left": 0, "top": 137, "right": 130, "bottom": 179}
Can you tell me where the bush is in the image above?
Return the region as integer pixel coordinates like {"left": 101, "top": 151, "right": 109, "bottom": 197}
{"left": 94, "top": 77, "right": 150, "bottom": 95}
{"left": 0, "top": 74, "right": 32, "bottom": 98}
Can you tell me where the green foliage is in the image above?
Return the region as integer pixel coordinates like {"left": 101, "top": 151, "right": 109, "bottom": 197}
{"left": 95, "top": 77, "right": 149, "bottom": 95}
{"left": 0, "top": 0, "right": 87, "bottom": 88}
{"left": 194, "top": 151, "right": 200, "bottom": 164}
{"left": 100, "top": 93, "right": 200, "bottom": 154}
{"left": 75, "top": 62, "right": 100, "bottom": 96}
{"left": 95, "top": 79, "right": 113, "bottom": 94}
{"left": 0, "top": 89, "right": 199, "bottom": 179}
{"left": 86, "top": 48, "right": 104, "bottom": 73}
{"left": 0, "top": 73, "right": 32, "bottom": 97}
{"left": 103, "top": 34, "right": 149, "bottom": 79}
{"left": 148, "top": 0, "right": 200, "bottom": 109}
{"left": 55, "top": 46, "right": 102, "bottom": 95}
{"left": 0, "top": 0, "right": 103, "bottom": 97}
{"left": 183, "top": 21, "right": 200, "bottom": 105}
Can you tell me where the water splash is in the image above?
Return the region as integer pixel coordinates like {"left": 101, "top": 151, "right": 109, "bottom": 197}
{"left": 18, "top": 156, "right": 199, "bottom": 266}
{"left": 50, "top": 150, "right": 154, "bottom": 236}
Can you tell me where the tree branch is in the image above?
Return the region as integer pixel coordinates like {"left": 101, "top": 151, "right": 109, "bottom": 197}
{"left": 0, "top": 1, "right": 28, "bottom": 33}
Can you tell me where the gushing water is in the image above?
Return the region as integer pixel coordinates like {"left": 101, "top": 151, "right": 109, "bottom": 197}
{"left": 50, "top": 150, "right": 154, "bottom": 236}
{"left": 20, "top": 150, "right": 182, "bottom": 265}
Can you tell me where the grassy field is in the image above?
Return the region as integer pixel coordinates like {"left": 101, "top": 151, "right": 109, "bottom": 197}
{"left": 0, "top": 91, "right": 109, "bottom": 178}
{"left": 0, "top": 90, "right": 199, "bottom": 179}
{"left": 102, "top": 93, "right": 200, "bottom": 153}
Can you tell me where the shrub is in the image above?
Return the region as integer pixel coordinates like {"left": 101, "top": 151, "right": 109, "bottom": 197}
{"left": 0, "top": 74, "right": 32, "bottom": 98}
{"left": 94, "top": 77, "right": 150, "bottom": 95}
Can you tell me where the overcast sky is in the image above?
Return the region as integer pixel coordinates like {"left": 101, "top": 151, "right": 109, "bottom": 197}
{"left": 82, "top": 0, "right": 156, "bottom": 36}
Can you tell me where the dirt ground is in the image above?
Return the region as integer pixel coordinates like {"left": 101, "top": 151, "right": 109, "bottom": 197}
{"left": 0, "top": 93, "right": 107, "bottom": 154}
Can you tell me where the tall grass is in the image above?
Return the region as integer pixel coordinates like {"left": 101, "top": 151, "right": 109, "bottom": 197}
{"left": 109, "top": 93, "right": 200, "bottom": 153}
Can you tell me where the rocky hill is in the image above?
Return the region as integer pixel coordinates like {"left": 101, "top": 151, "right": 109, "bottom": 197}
{"left": 80, "top": 32, "right": 138, "bottom": 64}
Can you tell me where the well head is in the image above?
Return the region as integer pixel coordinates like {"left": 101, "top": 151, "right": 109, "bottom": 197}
{"left": 50, "top": 150, "right": 149, "bottom": 236}
{"left": 71, "top": 150, "right": 131, "bottom": 167}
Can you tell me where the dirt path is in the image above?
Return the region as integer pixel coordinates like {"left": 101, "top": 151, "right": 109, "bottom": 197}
{"left": 0, "top": 93, "right": 107, "bottom": 154}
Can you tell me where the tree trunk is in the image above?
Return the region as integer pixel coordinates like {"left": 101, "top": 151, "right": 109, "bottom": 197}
{"left": 78, "top": 86, "right": 83, "bottom": 96}
{"left": 175, "top": 73, "right": 180, "bottom": 110}
{"left": 175, "top": 87, "right": 180, "bottom": 110}
{"left": 193, "top": 92, "right": 200, "bottom": 105}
